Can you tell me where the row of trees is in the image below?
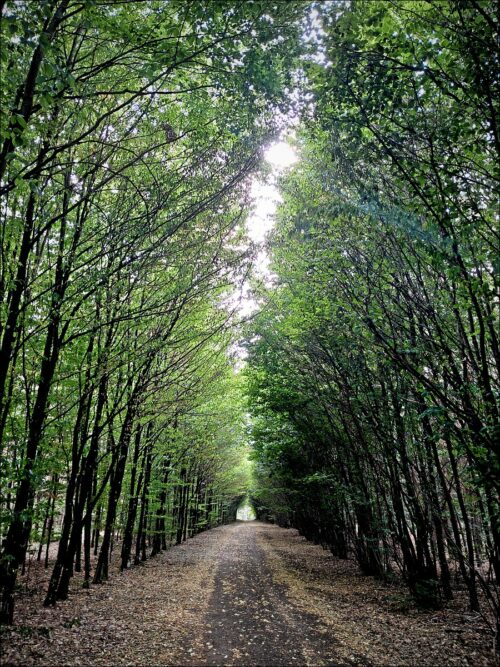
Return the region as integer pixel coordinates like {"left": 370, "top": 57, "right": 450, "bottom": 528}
{"left": 0, "top": 0, "right": 302, "bottom": 624}
{"left": 247, "top": 0, "right": 499, "bottom": 641}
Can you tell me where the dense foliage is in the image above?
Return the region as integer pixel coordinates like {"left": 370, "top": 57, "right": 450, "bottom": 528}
{"left": 246, "top": 0, "right": 499, "bottom": 635}
{"left": 1, "top": 0, "right": 498, "bottom": 649}
{"left": 0, "top": 0, "right": 302, "bottom": 624}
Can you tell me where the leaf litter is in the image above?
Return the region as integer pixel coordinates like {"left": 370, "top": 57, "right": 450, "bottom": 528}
{"left": 1, "top": 522, "right": 496, "bottom": 666}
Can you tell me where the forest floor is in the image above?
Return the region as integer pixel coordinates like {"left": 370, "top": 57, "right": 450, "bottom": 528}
{"left": 1, "top": 522, "right": 496, "bottom": 666}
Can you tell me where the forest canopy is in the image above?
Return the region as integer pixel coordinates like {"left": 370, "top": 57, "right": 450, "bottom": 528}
{"left": 0, "top": 0, "right": 498, "bottom": 646}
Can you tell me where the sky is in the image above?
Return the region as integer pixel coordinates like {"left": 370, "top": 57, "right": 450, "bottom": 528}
{"left": 235, "top": 139, "right": 298, "bottom": 318}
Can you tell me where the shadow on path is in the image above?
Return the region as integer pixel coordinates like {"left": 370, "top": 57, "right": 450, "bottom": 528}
{"left": 200, "top": 522, "right": 339, "bottom": 666}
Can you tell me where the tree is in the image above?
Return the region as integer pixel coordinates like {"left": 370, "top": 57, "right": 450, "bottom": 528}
{"left": 0, "top": 0, "right": 305, "bottom": 624}
{"left": 246, "top": 0, "right": 498, "bottom": 630}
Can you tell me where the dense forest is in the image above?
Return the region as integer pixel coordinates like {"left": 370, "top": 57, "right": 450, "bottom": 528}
{"left": 0, "top": 0, "right": 498, "bottom": 657}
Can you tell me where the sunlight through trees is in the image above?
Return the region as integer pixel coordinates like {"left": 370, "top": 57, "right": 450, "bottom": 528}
{"left": 0, "top": 1, "right": 498, "bottom": 655}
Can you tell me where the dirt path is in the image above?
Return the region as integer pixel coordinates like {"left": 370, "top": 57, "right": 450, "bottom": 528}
{"left": 200, "top": 523, "right": 336, "bottom": 666}
{"left": 1, "top": 522, "right": 495, "bottom": 666}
